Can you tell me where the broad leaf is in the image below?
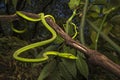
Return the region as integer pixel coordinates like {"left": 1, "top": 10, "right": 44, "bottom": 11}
{"left": 102, "top": 22, "right": 113, "bottom": 35}
{"left": 68, "top": 0, "right": 81, "bottom": 10}
{"left": 90, "top": 30, "right": 97, "bottom": 44}
{"left": 64, "top": 23, "right": 76, "bottom": 38}
{"left": 111, "top": 25, "right": 120, "bottom": 39}
{"left": 37, "top": 60, "right": 57, "bottom": 80}
{"left": 88, "top": 13, "right": 99, "bottom": 18}
{"left": 76, "top": 51, "right": 89, "bottom": 79}
{"left": 90, "top": 5, "right": 100, "bottom": 13}
{"left": 48, "top": 66, "right": 62, "bottom": 80}
{"left": 59, "top": 62, "right": 73, "bottom": 80}
{"left": 62, "top": 59, "right": 77, "bottom": 79}
{"left": 62, "top": 45, "right": 77, "bottom": 78}
{"left": 110, "top": 15, "right": 120, "bottom": 25}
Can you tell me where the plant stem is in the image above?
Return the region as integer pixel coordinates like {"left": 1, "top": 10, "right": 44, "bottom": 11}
{"left": 79, "top": 0, "right": 89, "bottom": 45}
{"left": 65, "top": 9, "right": 76, "bottom": 34}
{"left": 87, "top": 19, "right": 120, "bottom": 53}
{"left": 95, "top": 14, "right": 108, "bottom": 50}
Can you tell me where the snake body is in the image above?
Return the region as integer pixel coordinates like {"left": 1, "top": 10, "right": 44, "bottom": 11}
{"left": 13, "top": 11, "right": 77, "bottom": 62}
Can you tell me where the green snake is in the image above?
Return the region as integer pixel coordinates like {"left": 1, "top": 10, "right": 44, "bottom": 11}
{"left": 13, "top": 11, "right": 77, "bottom": 62}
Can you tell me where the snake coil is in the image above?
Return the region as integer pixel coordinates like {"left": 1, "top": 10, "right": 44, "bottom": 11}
{"left": 13, "top": 11, "right": 77, "bottom": 62}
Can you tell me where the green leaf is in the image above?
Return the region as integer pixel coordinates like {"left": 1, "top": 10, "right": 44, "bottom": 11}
{"left": 37, "top": 60, "right": 57, "bottom": 80}
{"left": 102, "top": 22, "right": 113, "bottom": 35}
{"left": 62, "top": 59, "right": 77, "bottom": 78}
{"left": 64, "top": 23, "right": 74, "bottom": 37}
{"left": 68, "top": 0, "right": 81, "bottom": 10}
{"left": 88, "top": 13, "right": 99, "bottom": 18}
{"left": 111, "top": 25, "right": 120, "bottom": 38}
{"left": 76, "top": 51, "right": 89, "bottom": 79}
{"left": 48, "top": 66, "right": 62, "bottom": 80}
{"left": 90, "top": 5, "right": 100, "bottom": 13}
{"left": 59, "top": 62, "right": 73, "bottom": 80}
{"left": 62, "top": 45, "right": 77, "bottom": 78}
{"left": 90, "top": 30, "right": 97, "bottom": 44}
{"left": 110, "top": 15, "right": 120, "bottom": 25}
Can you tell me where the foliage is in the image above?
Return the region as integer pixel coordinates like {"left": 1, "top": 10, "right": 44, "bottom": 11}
{"left": 0, "top": 37, "right": 39, "bottom": 80}
{"left": 0, "top": 0, "right": 120, "bottom": 80}
{"left": 68, "top": 0, "right": 81, "bottom": 10}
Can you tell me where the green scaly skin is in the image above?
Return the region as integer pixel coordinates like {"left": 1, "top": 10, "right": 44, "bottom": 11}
{"left": 13, "top": 11, "right": 77, "bottom": 62}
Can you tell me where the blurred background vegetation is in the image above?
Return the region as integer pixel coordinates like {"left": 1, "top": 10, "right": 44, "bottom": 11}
{"left": 0, "top": 0, "right": 120, "bottom": 80}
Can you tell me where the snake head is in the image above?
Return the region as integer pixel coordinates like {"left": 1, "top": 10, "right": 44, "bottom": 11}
{"left": 58, "top": 53, "right": 78, "bottom": 59}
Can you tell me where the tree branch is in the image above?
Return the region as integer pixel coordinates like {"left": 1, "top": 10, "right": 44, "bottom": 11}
{"left": 0, "top": 12, "right": 120, "bottom": 78}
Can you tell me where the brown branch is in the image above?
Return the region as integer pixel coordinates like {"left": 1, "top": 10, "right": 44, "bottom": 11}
{"left": 0, "top": 14, "right": 19, "bottom": 21}
{"left": 0, "top": 12, "right": 120, "bottom": 78}
{"left": 46, "top": 18, "right": 120, "bottom": 78}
